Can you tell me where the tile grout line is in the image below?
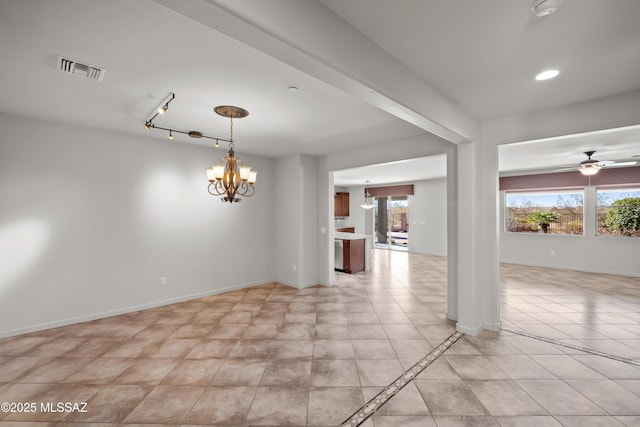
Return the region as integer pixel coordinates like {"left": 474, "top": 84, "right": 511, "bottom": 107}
{"left": 502, "top": 327, "right": 640, "bottom": 367}
{"left": 340, "top": 330, "right": 464, "bottom": 427}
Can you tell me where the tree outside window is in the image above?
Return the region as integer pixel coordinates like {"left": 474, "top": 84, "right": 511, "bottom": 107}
{"left": 505, "top": 190, "right": 583, "bottom": 235}
{"left": 597, "top": 188, "right": 640, "bottom": 237}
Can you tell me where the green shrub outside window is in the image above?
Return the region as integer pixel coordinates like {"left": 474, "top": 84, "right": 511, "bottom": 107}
{"left": 598, "top": 188, "right": 640, "bottom": 237}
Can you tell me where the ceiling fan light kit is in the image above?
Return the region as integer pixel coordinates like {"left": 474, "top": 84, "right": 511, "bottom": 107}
{"left": 576, "top": 151, "right": 637, "bottom": 175}
{"left": 551, "top": 150, "right": 638, "bottom": 176}
{"left": 579, "top": 165, "right": 601, "bottom": 176}
{"left": 579, "top": 150, "right": 603, "bottom": 175}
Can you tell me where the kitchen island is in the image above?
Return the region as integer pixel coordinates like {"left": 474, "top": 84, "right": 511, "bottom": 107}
{"left": 334, "top": 232, "right": 372, "bottom": 274}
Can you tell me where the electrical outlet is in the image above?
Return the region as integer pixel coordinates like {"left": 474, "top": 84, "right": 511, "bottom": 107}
{"left": 160, "top": 276, "right": 167, "bottom": 285}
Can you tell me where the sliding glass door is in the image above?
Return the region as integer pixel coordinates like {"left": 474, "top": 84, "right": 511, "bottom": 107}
{"left": 374, "top": 196, "right": 409, "bottom": 251}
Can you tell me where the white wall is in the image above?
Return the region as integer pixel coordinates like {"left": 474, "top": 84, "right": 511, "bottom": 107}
{"left": 275, "top": 154, "right": 300, "bottom": 286}
{"left": 411, "top": 178, "right": 448, "bottom": 256}
{"left": 300, "top": 154, "right": 319, "bottom": 286}
{"left": 274, "top": 153, "right": 319, "bottom": 288}
{"left": 0, "top": 114, "right": 276, "bottom": 337}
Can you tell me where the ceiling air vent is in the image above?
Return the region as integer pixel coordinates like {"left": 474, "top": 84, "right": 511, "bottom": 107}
{"left": 57, "top": 56, "right": 106, "bottom": 82}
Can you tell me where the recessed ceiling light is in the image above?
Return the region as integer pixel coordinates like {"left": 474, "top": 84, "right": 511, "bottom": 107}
{"left": 288, "top": 86, "right": 299, "bottom": 92}
{"left": 535, "top": 69, "right": 559, "bottom": 81}
{"left": 532, "top": 0, "right": 562, "bottom": 17}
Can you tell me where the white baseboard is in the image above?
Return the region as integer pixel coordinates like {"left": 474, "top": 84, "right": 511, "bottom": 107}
{"left": 500, "top": 259, "right": 640, "bottom": 278}
{"left": 0, "top": 280, "right": 272, "bottom": 339}
{"left": 483, "top": 321, "right": 502, "bottom": 331}
{"left": 456, "top": 322, "right": 484, "bottom": 336}
{"left": 456, "top": 320, "right": 502, "bottom": 336}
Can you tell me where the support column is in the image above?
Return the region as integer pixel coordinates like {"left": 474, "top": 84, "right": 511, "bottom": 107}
{"left": 447, "top": 151, "right": 458, "bottom": 321}
{"left": 455, "top": 140, "right": 500, "bottom": 335}
{"left": 584, "top": 185, "right": 597, "bottom": 237}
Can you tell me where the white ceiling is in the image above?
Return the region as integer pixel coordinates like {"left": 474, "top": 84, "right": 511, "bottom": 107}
{"left": 321, "top": 0, "right": 640, "bottom": 121}
{"left": 499, "top": 125, "right": 640, "bottom": 176}
{"left": 1, "top": 0, "right": 639, "bottom": 177}
{"left": 334, "top": 156, "right": 447, "bottom": 187}
{"left": 0, "top": 0, "right": 424, "bottom": 158}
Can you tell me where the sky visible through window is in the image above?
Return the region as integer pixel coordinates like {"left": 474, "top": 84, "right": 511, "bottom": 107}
{"left": 506, "top": 191, "right": 583, "bottom": 208}
{"left": 597, "top": 189, "right": 640, "bottom": 206}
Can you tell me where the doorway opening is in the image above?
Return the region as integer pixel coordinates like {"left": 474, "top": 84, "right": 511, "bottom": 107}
{"left": 374, "top": 195, "right": 409, "bottom": 251}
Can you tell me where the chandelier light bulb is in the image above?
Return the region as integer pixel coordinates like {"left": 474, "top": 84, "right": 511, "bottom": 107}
{"left": 239, "top": 166, "right": 251, "bottom": 181}
{"left": 212, "top": 164, "right": 225, "bottom": 180}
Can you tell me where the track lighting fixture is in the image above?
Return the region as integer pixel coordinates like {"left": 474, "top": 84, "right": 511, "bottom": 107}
{"left": 144, "top": 93, "right": 175, "bottom": 128}
{"left": 144, "top": 93, "right": 230, "bottom": 145}
{"left": 143, "top": 93, "right": 257, "bottom": 203}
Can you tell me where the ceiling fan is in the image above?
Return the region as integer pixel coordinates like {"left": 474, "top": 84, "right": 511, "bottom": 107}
{"left": 576, "top": 150, "right": 637, "bottom": 176}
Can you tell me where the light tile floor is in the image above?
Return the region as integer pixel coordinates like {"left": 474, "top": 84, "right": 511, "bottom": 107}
{"left": 0, "top": 250, "right": 638, "bottom": 426}
{"left": 501, "top": 263, "right": 640, "bottom": 362}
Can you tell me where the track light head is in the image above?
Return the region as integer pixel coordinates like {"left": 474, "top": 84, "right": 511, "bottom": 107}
{"left": 159, "top": 103, "right": 168, "bottom": 114}
{"left": 168, "top": 130, "right": 173, "bottom": 140}
{"left": 144, "top": 121, "right": 151, "bottom": 130}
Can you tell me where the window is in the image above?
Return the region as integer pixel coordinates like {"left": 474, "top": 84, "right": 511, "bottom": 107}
{"left": 597, "top": 187, "right": 640, "bottom": 237}
{"left": 505, "top": 190, "right": 583, "bottom": 235}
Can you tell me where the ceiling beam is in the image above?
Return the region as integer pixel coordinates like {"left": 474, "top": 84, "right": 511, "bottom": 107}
{"left": 154, "top": 0, "right": 479, "bottom": 144}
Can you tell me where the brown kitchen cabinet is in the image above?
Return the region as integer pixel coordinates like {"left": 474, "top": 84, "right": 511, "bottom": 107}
{"left": 334, "top": 192, "right": 350, "bottom": 217}
{"left": 342, "top": 239, "right": 365, "bottom": 274}
{"left": 336, "top": 227, "right": 355, "bottom": 233}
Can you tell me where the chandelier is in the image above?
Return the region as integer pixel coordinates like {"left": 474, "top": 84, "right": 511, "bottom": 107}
{"left": 360, "top": 181, "right": 374, "bottom": 209}
{"left": 143, "top": 93, "right": 257, "bottom": 204}
{"left": 206, "top": 106, "right": 257, "bottom": 203}
{"left": 360, "top": 193, "right": 374, "bottom": 209}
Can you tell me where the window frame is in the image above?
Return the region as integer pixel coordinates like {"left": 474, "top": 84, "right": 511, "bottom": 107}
{"left": 595, "top": 185, "right": 640, "bottom": 238}
{"left": 504, "top": 189, "right": 585, "bottom": 236}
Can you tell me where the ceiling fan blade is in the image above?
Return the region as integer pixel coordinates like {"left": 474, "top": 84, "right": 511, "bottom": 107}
{"left": 552, "top": 166, "right": 578, "bottom": 173}
{"left": 602, "top": 161, "right": 638, "bottom": 168}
